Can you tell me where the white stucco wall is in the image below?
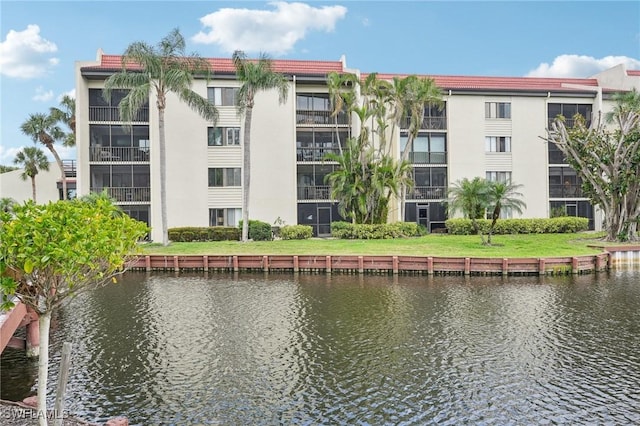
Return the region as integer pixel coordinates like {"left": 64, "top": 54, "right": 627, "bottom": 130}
{"left": 0, "top": 165, "right": 61, "bottom": 203}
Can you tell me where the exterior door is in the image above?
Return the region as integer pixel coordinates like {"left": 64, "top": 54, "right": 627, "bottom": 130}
{"left": 318, "top": 207, "right": 332, "bottom": 236}
{"left": 417, "top": 204, "right": 429, "bottom": 230}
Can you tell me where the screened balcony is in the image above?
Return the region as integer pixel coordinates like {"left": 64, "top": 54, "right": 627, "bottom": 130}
{"left": 406, "top": 186, "right": 446, "bottom": 200}
{"left": 90, "top": 146, "right": 150, "bottom": 162}
{"left": 297, "top": 185, "right": 331, "bottom": 200}
{"left": 89, "top": 106, "right": 149, "bottom": 123}
{"left": 90, "top": 187, "right": 151, "bottom": 203}
{"left": 296, "top": 110, "right": 348, "bottom": 125}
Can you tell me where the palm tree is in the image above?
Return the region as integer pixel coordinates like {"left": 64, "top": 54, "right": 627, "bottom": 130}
{"left": 50, "top": 95, "right": 76, "bottom": 148}
{"left": 394, "top": 76, "right": 443, "bottom": 220}
{"left": 326, "top": 72, "right": 358, "bottom": 156}
{"left": 20, "top": 112, "right": 68, "bottom": 200}
{"left": 486, "top": 181, "right": 526, "bottom": 244}
{"left": 13, "top": 147, "right": 50, "bottom": 202}
{"left": 103, "top": 28, "right": 218, "bottom": 246}
{"left": 232, "top": 50, "right": 289, "bottom": 242}
{"left": 446, "top": 177, "right": 489, "bottom": 243}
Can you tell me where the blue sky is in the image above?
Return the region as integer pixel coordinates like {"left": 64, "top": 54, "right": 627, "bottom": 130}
{"left": 1, "top": 0, "right": 639, "bottom": 164}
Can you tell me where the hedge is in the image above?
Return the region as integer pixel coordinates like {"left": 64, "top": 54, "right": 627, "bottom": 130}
{"left": 168, "top": 226, "right": 240, "bottom": 242}
{"left": 445, "top": 217, "right": 590, "bottom": 235}
{"left": 239, "top": 219, "right": 273, "bottom": 241}
{"left": 331, "top": 221, "right": 423, "bottom": 239}
{"left": 280, "top": 225, "right": 313, "bottom": 240}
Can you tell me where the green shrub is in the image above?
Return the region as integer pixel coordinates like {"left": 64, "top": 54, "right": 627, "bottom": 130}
{"left": 445, "top": 217, "right": 589, "bottom": 235}
{"left": 280, "top": 225, "right": 313, "bottom": 240}
{"left": 168, "top": 226, "right": 239, "bottom": 242}
{"left": 331, "top": 221, "right": 422, "bottom": 239}
{"left": 239, "top": 220, "right": 273, "bottom": 241}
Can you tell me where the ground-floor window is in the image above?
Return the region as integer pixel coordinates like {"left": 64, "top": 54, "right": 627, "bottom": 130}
{"left": 550, "top": 201, "right": 594, "bottom": 230}
{"left": 209, "top": 208, "right": 241, "bottom": 227}
{"left": 404, "top": 202, "right": 447, "bottom": 233}
{"left": 297, "top": 202, "right": 344, "bottom": 237}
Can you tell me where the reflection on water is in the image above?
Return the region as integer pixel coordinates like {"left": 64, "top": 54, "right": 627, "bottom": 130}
{"left": 2, "top": 272, "right": 640, "bottom": 425}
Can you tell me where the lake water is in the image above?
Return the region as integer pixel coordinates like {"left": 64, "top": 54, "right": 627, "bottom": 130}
{"left": 2, "top": 271, "right": 640, "bottom": 425}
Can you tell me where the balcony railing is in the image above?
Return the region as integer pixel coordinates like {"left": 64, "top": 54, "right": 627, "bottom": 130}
{"left": 549, "top": 184, "right": 583, "bottom": 198}
{"left": 298, "top": 185, "right": 332, "bottom": 200}
{"left": 407, "top": 152, "right": 447, "bottom": 164}
{"left": 402, "top": 116, "right": 447, "bottom": 130}
{"left": 62, "top": 160, "right": 76, "bottom": 177}
{"left": 406, "top": 186, "right": 446, "bottom": 200}
{"left": 296, "top": 110, "right": 348, "bottom": 125}
{"left": 297, "top": 144, "right": 342, "bottom": 162}
{"left": 547, "top": 118, "right": 591, "bottom": 130}
{"left": 91, "top": 187, "right": 151, "bottom": 203}
{"left": 90, "top": 147, "right": 150, "bottom": 162}
{"left": 89, "top": 106, "right": 149, "bottom": 122}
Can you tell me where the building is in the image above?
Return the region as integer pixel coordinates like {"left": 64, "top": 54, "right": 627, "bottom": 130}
{"left": 0, "top": 161, "right": 76, "bottom": 204}
{"left": 75, "top": 51, "right": 640, "bottom": 241}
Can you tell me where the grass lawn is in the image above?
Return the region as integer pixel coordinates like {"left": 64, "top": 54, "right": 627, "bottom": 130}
{"left": 142, "top": 232, "right": 607, "bottom": 258}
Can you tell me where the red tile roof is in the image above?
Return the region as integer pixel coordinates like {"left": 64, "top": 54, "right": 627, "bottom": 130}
{"left": 368, "top": 73, "right": 599, "bottom": 92}
{"left": 84, "top": 54, "right": 344, "bottom": 75}
{"left": 83, "top": 53, "right": 637, "bottom": 92}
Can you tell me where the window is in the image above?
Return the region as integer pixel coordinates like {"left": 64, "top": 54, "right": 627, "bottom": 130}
{"left": 208, "top": 168, "right": 241, "bottom": 187}
{"left": 296, "top": 129, "right": 349, "bottom": 161}
{"left": 547, "top": 103, "right": 592, "bottom": 127}
{"left": 486, "top": 171, "right": 512, "bottom": 183}
{"left": 485, "top": 102, "right": 511, "bottom": 119}
{"left": 207, "top": 87, "right": 238, "bottom": 106}
{"left": 485, "top": 136, "right": 511, "bottom": 153}
{"left": 404, "top": 103, "right": 447, "bottom": 130}
{"left": 208, "top": 127, "right": 240, "bottom": 146}
{"left": 400, "top": 132, "right": 447, "bottom": 164}
{"left": 209, "top": 208, "right": 242, "bottom": 227}
{"left": 549, "top": 167, "right": 583, "bottom": 198}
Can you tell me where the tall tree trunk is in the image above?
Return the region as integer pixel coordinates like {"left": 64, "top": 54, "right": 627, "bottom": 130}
{"left": 31, "top": 176, "right": 37, "bottom": 203}
{"left": 37, "top": 312, "right": 52, "bottom": 426}
{"left": 159, "top": 107, "right": 169, "bottom": 246}
{"left": 242, "top": 107, "right": 253, "bottom": 242}
{"left": 45, "top": 145, "right": 67, "bottom": 201}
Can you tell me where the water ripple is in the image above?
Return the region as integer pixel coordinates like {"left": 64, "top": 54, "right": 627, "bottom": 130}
{"left": 2, "top": 272, "right": 640, "bottom": 424}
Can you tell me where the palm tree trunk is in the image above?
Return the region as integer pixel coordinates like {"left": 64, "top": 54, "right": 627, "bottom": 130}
{"left": 37, "top": 312, "right": 52, "bottom": 426}
{"left": 159, "top": 107, "right": 169, "bottom": 246}
{"left": 242, "top": 107, "right": 253, "bottom": 242}
{"left": 31, "top": 176, "right": 37, "bottom": 202}
{"left": 45, "top": 145, "right": 67, "bottom": 201}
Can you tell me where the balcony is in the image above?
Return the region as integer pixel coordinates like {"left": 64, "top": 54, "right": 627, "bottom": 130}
{"left": 297, "top": 144, "right": 342, "bottom": 162}
{"left": 549, "top": 184, "right": 583, "bottom": 198}
{"left": 407, "top": 152, "right": 447, "bottom": 165}
{"left": 406, "top": 186, "right": 446, "bottom": 200}
{"left": 91, "top": 187, "right": 151, "bottom": 203}
{"left": 62, "top": 160, "right": 76, "bottom": 177}
{"left": 402, "top": 116, "right": 447, "bottom": 130}
{"left": 298, "top": 185, "right": 331, "bottom": 200}
{"left": 296, "top": 110, "right": 348, "bottom": 126}
{"left": 89, "top": 106, "right": 149, "bottom": 122}
{"left": 90, "top": 147, "right": 150, "bottom": 162}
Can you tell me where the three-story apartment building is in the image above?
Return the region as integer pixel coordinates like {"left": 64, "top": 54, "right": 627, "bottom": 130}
{"left": 76, "top": 52, "right": 639, "bottom": 241}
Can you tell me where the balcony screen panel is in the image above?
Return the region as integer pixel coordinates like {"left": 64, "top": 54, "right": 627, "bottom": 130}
{"left": 430, "top": 135, "right": 446, "bottom": 152}
{"left": 89, "top": 89, "right": 109, "bottom": 107}
{"left": 90, "top": 125, "right": 110, "bottom": 146}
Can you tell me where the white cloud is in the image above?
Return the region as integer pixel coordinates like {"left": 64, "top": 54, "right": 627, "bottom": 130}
{"left": 0, "top": 24, "right": 59, "bottom": 79}
{"left": 0, "top": 145, "right": 24, "bottom": 164}
{"left": 33, "top": 86, "right": 54, "bottom": 102}
{"left": 526, "top": 54, "right": 640, "bottom": 78}
{"left": 192, "top": 1, "right": 347, "bottom": 55}
{"left": 59, "top": 88, "right": 76, "bottom": 100}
